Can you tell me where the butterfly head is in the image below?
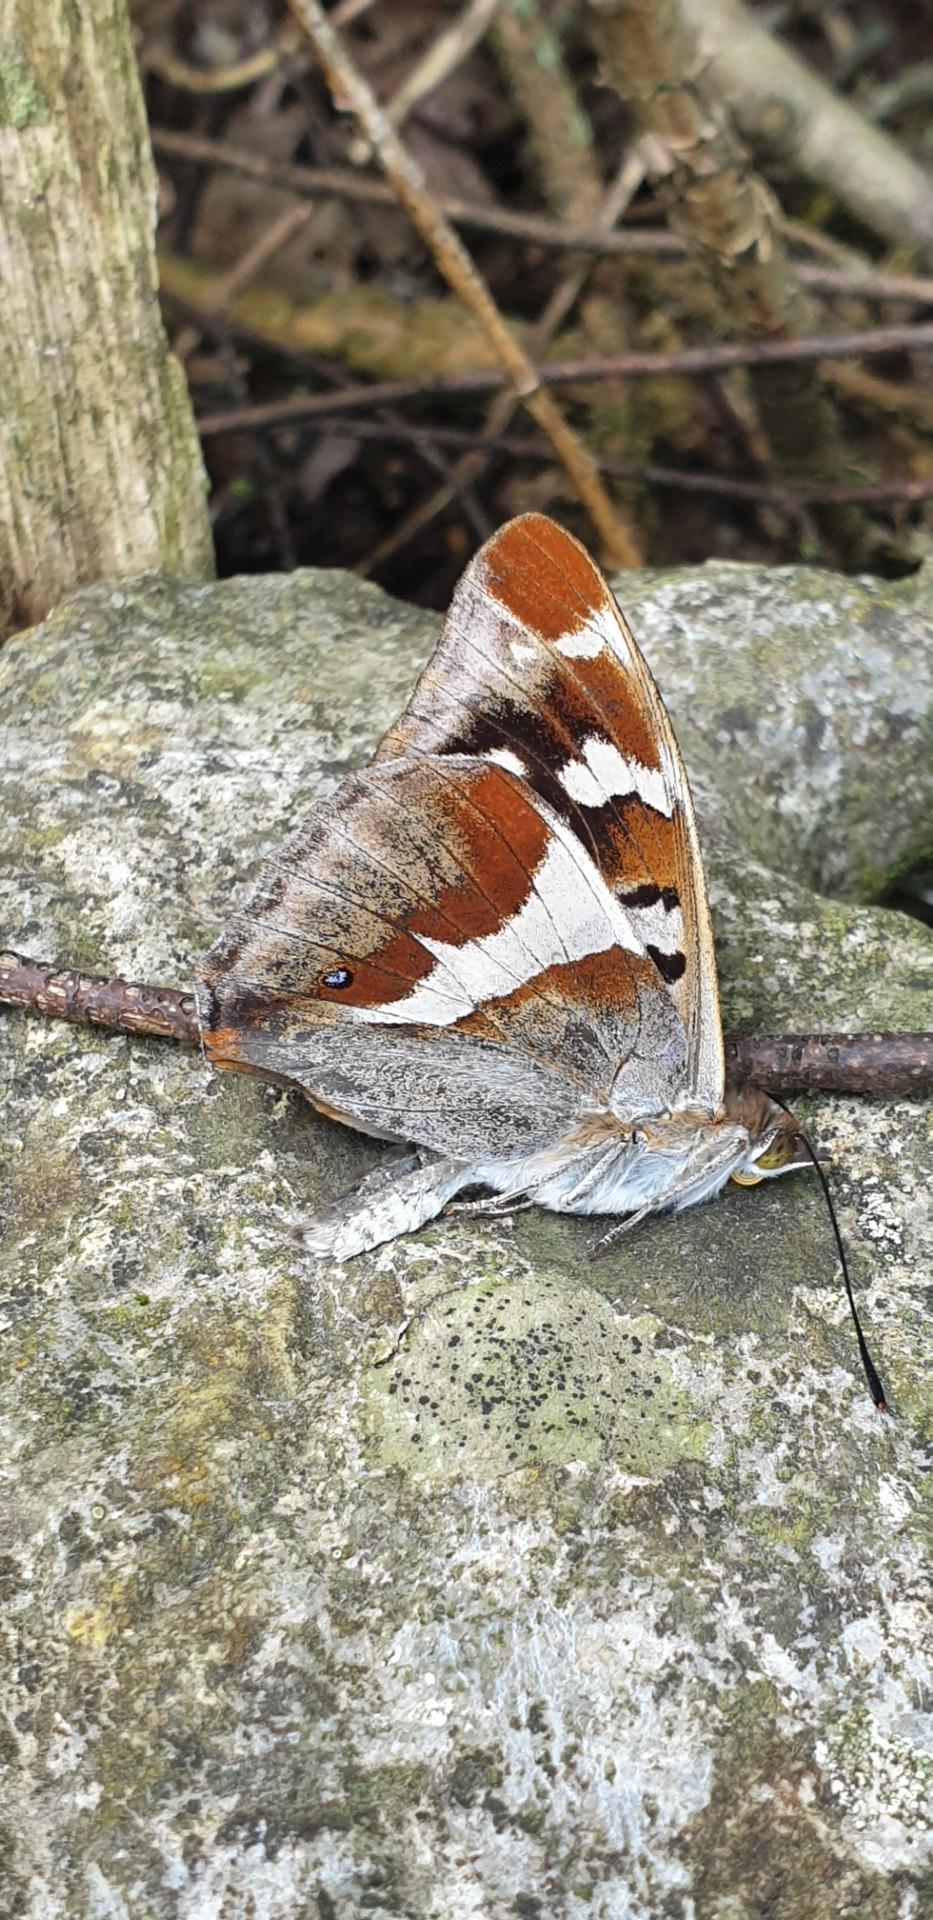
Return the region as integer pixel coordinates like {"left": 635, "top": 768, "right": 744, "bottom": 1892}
{"left": 724, "top": 1085, "right": 814, "bottom": 1187}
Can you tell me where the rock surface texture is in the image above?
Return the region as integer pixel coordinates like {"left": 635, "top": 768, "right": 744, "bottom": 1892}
{"left": 1, "top": 559, "right": 931, "bottom": 1920}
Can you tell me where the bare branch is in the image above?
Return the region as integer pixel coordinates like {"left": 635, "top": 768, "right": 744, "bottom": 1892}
{"left": 151, "top": 129, "right": 933, "bottom": 305}
{"left": 182, "top": 319, "right": 933, "bottom": 424}
{"left": 3, "top": 955, "right": 931, "bottom": 1098}
{"left": 725, "top": 1033, "right": 933, "bottom": 1100}
{"left": 355, "top": 150, "right": 648, "bottom": 576}
{"left": 0, "top": 953, "right": 199, "bottom": 1047}
{"left": 284, "top": 0, "right": 639, "bottom": 566}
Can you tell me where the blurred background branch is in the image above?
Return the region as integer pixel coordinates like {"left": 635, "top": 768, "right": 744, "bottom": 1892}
{"left": 681, "top": 0, "right": 933, "bottom": 263}
{"left": 585, "top": 0, "right": 898, "bottom": 569}
{"left": 99, "top": 0, "right": 933, "bottom": 605}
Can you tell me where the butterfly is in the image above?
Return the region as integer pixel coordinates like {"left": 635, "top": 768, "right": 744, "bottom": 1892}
{"left": 196, "top": 512, "right": 811, "bottom": 1263}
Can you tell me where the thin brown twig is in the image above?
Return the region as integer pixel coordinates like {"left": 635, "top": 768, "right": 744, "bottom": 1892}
{"left": 379, "top": 0, "right": 505, "bottom": 136}
{"left": 184, "top": 319, "right": 933, "bottom": 426}
{"left": 724, "top": 1032, "right": 933, "bottom": 1098}
{"left": 149, "top": 129, "right": 933, "bottom": 306}
{"left": 350, "top": 0, "right": 552, "bottom": 571}
{"left": 195, "top": 405, "right": 933, "bottom": 507}
{"left": 0, "top": 953, "right": 199, "bottom": 1046}
{"left": 285, "top": 0, "right": 638, "bottom": 566}
{"left": 2, "top": 953, "right": 929, "bottom": 1098}
{"left": 356, "top": 147, "right": 648, "bottom": 576}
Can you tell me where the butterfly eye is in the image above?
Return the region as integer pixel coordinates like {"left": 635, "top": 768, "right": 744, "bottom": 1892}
{"left": 322, "top": 967, "right": 353, "bottom": 990}
{"left": 632, "top": 1126, "right": 648, "bottom": 1148}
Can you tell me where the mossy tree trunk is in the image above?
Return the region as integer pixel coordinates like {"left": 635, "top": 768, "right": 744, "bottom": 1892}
{"left": 0, "top": 0, "right": 213, "bottom": 636}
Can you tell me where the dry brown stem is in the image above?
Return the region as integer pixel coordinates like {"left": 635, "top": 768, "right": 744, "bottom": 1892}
{"left": 724, "top": 1033, "right": 933, "bottom": 1099}
{"left": 0, "top": 954, "right": 199, "bottom": 1048}
{"left": 358, "top": 0, "right": 647, "bottom": 577}
{"left": 356, "top": 151, "right": 648, "bottom": 576}
{"left": 2, "top": 952, "right": 928, "bottom": 1099}
{"left": 286, "top": 0, "right": 638, "bottom": 566}
{"left": 151, "top": 130, "right": 933, "bottom": 305}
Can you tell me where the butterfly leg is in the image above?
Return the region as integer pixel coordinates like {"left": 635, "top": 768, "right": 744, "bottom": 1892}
{"left": 294, "top": 1154, "right": 472, "bottom": 1262}
{"left": 445, "top": 1193, "right": 536, "bottom": 1221}
{"left": 587, "top": 1204, "right": 655, "bottom": 1260}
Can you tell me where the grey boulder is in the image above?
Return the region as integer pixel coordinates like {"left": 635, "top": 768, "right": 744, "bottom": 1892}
{"left": 1, "top": 557, "right": 931, "bottom": 1919}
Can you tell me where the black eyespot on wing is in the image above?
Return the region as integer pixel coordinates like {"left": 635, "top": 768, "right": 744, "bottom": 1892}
{"left": 646, "top": 946, "right": 686, "bottom": 985}
{"left": 322, "top": 967, "right": 354, "bottom": 990}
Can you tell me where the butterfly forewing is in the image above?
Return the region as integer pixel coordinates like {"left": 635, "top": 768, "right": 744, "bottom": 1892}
{"left": 381, "top": 513, "right": 724, "bottom": 1111}
{"left": 200, "top": 514, "right": 723, "bottom": 1156}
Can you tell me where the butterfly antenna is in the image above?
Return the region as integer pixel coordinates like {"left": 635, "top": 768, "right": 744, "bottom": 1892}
{"left": 772, "top": 1098, "right": 887, "bottom": 1412}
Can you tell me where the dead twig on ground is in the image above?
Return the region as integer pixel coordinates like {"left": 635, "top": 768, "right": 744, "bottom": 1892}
{"left": 0, "top": 954, "right": 199, "bottom": 1047}
{"left": 723, "top": 1032, "right": 933, "bottom": 1098}
{"left": 286, "top": 0, "right": 638, "bottom": 566}
{"left": 150, "top": 129, "right": 933, "bottom": 306}
{"left": 2, "top": 952, "right": 928, "bottom": 1098}
{"left": 355, "top": 150, "right": 648, "bottom": 577}
{"left": 358, "top": 0, "right": 648, "bottom": 577}
{"left": 196, "top": 407, "right": 933, "bottom": 509}
{"left": 177, "top": 317, "right": 933, "bottom": 421}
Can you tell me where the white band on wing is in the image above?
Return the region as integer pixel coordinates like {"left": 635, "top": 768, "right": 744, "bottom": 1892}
{"left": 557, "top": 733, "right": 675, "bottom": 817}
{"left": 353, "top": 828, "right": 641, "bottom": 1026}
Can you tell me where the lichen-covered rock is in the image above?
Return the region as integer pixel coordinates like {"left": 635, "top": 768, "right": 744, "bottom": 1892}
{"left": 1, "top": 559, "right": 931, "bottom": 1920}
